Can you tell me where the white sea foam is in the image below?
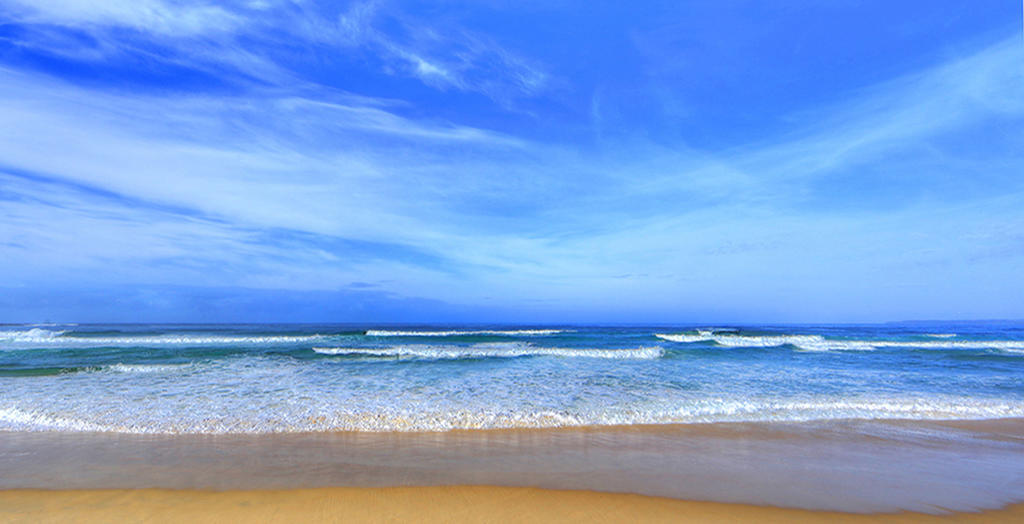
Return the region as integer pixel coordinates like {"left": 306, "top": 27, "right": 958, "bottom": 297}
{"left": 655, "top": 333, "right": 709, "bottom": 343}
{"left": 870, "top": 340, "right": 1024, "bottom": 351}
{"left": 0, "top": 328, "right": 65, "bottom": 342}
{"left": 655, "top": 332, "right": 1024, "bottom": 352}
{"left": 712, "top": 334, "right": 833, "bottom": 348}
{"left": 0, "top": 406, "right": 109, "bottom": 432}
{"left": 654, "top": 332, "right": 851, "bottom": 350}
{"left": 0, "top": 333, "right": 329, "bottom": 348}
{"left": 102, "top": 363, "right": 193, "bottom": 374}
{"left": 655, "top": 332, "right": 835, "bottom": 349}
{"left": 365, "top": 329, "right": 567, "bottom": 337}
{"left": 3, "top": 397, "right": 1023, "bottom": 434}
{"left": 313, "top": 344, "right": 664, "bottom": 360}
{"left": 925, "top": 333, "right": 957, "bottom": 338}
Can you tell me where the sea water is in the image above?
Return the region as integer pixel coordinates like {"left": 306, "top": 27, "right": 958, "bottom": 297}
{"left": 2, "top": 322, "right": 1023, "bottom": 433}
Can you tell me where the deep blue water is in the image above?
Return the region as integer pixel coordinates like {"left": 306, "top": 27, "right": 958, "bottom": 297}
{"left": 1, "top": 322, "right": 1023, "bottom": 432}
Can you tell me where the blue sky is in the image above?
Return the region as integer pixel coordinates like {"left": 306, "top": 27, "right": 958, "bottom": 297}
{"left": 0, "top": 1, "right": 1022, "bottom": 323}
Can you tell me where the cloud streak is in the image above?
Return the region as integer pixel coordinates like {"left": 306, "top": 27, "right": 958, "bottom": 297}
{"left": 0, "top": 3, "right": 1021, "bottom": 321}
{"left": 0, "top": 0, "right": 547, "bottom": 101}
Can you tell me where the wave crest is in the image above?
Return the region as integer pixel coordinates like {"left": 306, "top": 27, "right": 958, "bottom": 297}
{"left": 313, "top": 344, "right": 663, "bottom": 360}
{"left": 655, "top": 333, "right": 1024, "bottom": 352}
{"left": 365, "top": 329, "right": 567, "bottom": 337}
{"left": 655, "top": 333, "right": 850, "bottom": 350}
{"left": 0, "top": 328, "right": 65, "bottom": 343}
{"left": 2, "top": 333, "right": 329, "bottom": 349}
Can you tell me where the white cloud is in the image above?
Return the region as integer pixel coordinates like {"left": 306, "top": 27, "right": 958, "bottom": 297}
{"left": 0, "top": 0, "right": 548, "bottom": 100}
{"left": 0, "top": 0, "right": 243, "bottom": 37}
{"left": 0, "top": 12, "right": 1021, "bottom": 319}
{"left": 0, "top": 67, "right": 525, "bottom": 244}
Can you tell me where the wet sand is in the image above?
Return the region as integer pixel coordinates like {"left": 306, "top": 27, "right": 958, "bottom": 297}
{"left": 3, "top": 486, "right": 1024, "bottom": 523}
{"left": 2, "top": 419, "right": 1024, "bottom": 517}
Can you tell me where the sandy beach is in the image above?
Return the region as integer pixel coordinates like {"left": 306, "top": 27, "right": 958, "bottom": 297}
{"left": 2, "top": 419, "right": 1024, "bottom": 521}
{"left": 3, "top": 486, "right": 1024, "bottom": 523}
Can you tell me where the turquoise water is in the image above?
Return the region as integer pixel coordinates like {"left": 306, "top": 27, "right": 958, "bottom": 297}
{"left": 1, "top": 323, "right": 1023, "bottom": 433}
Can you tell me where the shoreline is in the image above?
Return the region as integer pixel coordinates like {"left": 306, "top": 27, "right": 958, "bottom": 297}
{"left": 3, "top": 486, "right": 1024, "bottom": 523}
{"left": 3, "top": 418, "right": 1024, "bottom": 513}
{"left": 4, "top": 414, "right": 1023, "bottom": 436}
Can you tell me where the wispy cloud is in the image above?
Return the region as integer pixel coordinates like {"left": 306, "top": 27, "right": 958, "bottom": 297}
{"left": 1, "top": 0, "right": 243, "bottom": 37}
{"left": 0, "top": 0, "right": 547, "bottom": 100}
{"left": 0, "top": 3, "right": 1021, "bottom": 321}
{"left": 332, "top": 1, "right": 547, "bottom": 100}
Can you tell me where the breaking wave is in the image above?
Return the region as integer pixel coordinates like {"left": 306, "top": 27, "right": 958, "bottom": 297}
{"left": 0, "top": 328, "right": 65, "bottom": 343}
{"left": 313, "top": 344, "right": 664, "bottom": 360}
{"left": 1, "top": 333, "right": 330, "bottom": 349}
{"left": 654, "top": 333, "right": 1024, "bottom": 352}
{"left": 365, "top": 329, "right": 568, "bottom": 337}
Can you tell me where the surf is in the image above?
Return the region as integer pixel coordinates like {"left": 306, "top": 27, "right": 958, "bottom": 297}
{"left": 312, "top": 344, "right": 664, "bottom": 360}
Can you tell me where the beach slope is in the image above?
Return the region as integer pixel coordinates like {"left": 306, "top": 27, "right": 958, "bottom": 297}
{"left": 3, "top": 486, "right": 1024, "bottom": 523}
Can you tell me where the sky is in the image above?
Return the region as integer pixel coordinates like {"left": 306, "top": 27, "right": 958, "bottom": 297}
{"left": 0, "top": 1, "right": 1022, "bottom": 324}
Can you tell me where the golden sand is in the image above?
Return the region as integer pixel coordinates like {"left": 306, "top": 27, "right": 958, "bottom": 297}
{"left": 1, "top": 486, "right": 1022, "bottom": 523}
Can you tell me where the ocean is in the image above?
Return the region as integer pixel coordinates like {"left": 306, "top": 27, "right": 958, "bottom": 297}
{"left": 2, "top": 322, "right": 1023, "bottom": 434}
